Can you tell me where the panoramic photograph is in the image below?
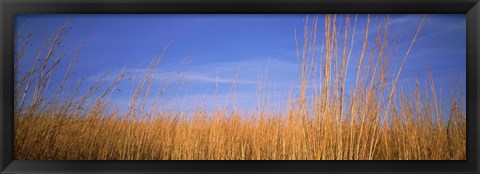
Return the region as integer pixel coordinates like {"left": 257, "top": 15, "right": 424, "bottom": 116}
{"left": 13, "top": 14, "right": 466, "bottom": 160}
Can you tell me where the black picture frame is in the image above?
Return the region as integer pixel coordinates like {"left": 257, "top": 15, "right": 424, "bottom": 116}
{"left": 1, "top": 0, "right": 479, "bottom": 173}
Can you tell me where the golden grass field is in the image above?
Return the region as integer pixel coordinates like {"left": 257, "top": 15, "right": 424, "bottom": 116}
{"left": 14, "top": 15, "right": 466, "bottom": 160}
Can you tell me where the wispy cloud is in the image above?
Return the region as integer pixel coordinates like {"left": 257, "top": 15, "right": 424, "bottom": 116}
{"left": 121, "top": 57, "right": 299, "bottom": 85}
{"left": 164, "top": 72, "right": 257, "bottom": 85}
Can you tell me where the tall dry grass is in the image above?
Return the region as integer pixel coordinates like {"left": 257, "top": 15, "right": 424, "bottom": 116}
{"left": 14, "top": 15, "right": 466, "bottom": 160}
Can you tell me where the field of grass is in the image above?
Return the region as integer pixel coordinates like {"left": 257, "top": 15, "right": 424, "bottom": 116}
{"left": 14, "top": 15, "right": 466, "bottom": 160}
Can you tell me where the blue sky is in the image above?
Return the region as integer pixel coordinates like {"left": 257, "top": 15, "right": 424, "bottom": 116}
{"left": 14, "top": 14, "right": 466, "bottom": 115}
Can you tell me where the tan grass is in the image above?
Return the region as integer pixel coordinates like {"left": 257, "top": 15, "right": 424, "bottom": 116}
{"left": 14, "top": 15, "right": 466, "bottom": 160}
